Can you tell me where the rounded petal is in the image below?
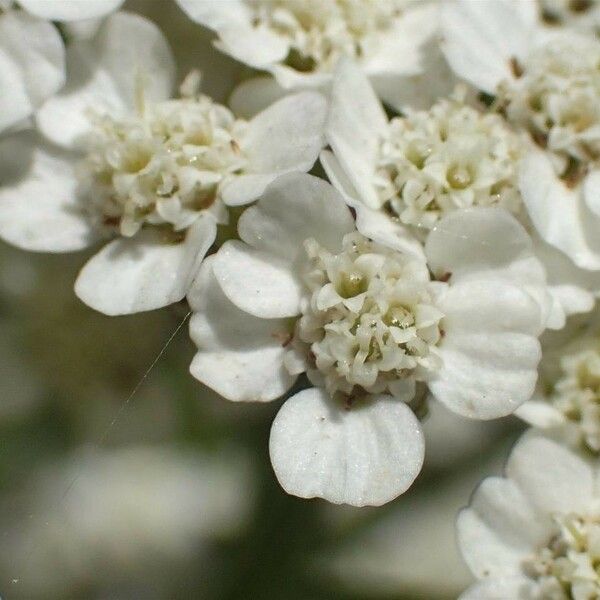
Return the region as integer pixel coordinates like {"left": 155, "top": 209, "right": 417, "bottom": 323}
{"left": 459, "top": 578, "right": 535, "bottom": 600}
{"left": 75, "top": 216, "right": 216, "bottom": 315}
{"left": 242, "top": 92, "right": 326, "bottom": 176}
{"left": 425, "top": 207, "right": 533, "bottom": 279}
{"left": 327, "top": 59, "right": 387, "bottom": 209}
{"left": 514, "top": 398, "right": 565, "bottom": 429}
{"left": 458, "top": 477, "right": 551, "bottom": 580}
{"left": 519, "top": 150, "right": 600, "bottom": 271}
{"left": 19, "top": 0, "right": 124, "bottom": 21}
{"left": 188, "top": 257, "right": 296, "bottom": 402}
{"left": 0, "top": 132, "right": 96, "bottom": 252}
{"left": 212, "top": 240, "right": 303, "bottom": 319}
{"left": 505, "top": 430, "right": 594, "bottom": 515}
{"left": 238, "top": 173, "right": 355, "bottom": 262}
{"left": 269, "top": 389, "right": 425, "bottom": 507}
{"left": 37, "top": 11, "right": 175, "bottom": 149}
{"left": 440, "top": 0, "right": 532, "bottom": 93}
{"left": 430, "top": 279, "right": 543, "bottom": 419}
{"left": 0, "top": 10, "right": 65, "bottom": 133}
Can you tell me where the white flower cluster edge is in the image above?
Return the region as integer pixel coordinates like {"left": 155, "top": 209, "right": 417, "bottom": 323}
{"left": 2, "top": 1, "right": 600, "bottom": 596}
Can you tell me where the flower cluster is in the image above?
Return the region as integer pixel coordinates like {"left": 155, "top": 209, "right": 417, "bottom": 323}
{"left": 2, "top": 4, "right": 600, "bottom": 588}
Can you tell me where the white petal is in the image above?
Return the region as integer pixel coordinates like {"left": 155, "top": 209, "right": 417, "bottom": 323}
{"left": 220, "top": 174, "right": 279, "bottom": 207}
{"left": 188, "top": 257, "right": 296, "bottom": 402}
{"left": 176, "top": 0, "right": 288, "bottom": 69}
{"left": 242, "top": 92, "right": 326, "bottom": 177}
{"left": 584, "top": 169, "right": 600, "bottom": 218}
{"left": 441, "top": 0, "right": 531, "bottom": 93}
{"left": 506, "top": 430, "right": 594, "bottom": 515}
{"left": 269, "top": 389, "right": 424, "bottom": 506}
{"left": 0, "top": 10, "right": 65, "bottom": 133}
{"left": 519, "top": 150, "right": 600, "bottom": 271}
{"left": 514, "top": 397, "right": 565, "bottom": 429}
{"left": 0, "top": 132, "right": 96, "bottom": 252}
{"left": 75, "top": 216, "right": 216, "bottom": 315}
{"left": 375, "top": 39, "right": 459, "bottom": 113}
{"left": 37, "top": 11, "right": 175, "bottom": 149}
{"left": 430, "top": 280, "right": 542, "bottom": 419}
{"left": 19, "top": 0, "right": 124, "bottom": 21}
{"left": 212, "top": 240, "right": 303, "bottom": 319}
{"left": 458, "top": 477, "right": 551, "bottom": 581}
{"left": 228, "top": 76, "right": 287, "bottom": 119}
{"left": 459, "top": 578, "right": 534, "bottom": 600}
{"left": 238, "top": 173, "right": 355, "bottom": 261}
{"left": 362, "top": 3, "right": 438, "bottom": 77}
{"left": 425, "top": 207, "right": 533, "bottom": 279}
{"left": 327, "top": 59, "right": 388, "bottom": 209}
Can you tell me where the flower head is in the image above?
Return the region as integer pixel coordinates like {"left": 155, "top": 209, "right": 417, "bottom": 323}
{"left": 458, "top": 429, "right": 600, "bottom": 599}
{"left": 188, "top": 172, "right": 550, "bottom": 505}
{"left": 441, "top": 0, "right": 600, "bottom": 272}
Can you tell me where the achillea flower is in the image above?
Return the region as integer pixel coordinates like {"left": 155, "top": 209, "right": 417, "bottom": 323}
{"left": 188, "top": 172, "right": 551, "bottom": 505}
{"left": 0, "top": 12, "right": 326, "bottom": 315}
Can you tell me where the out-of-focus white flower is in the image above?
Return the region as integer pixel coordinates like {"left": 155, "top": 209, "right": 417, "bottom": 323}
{"left": 188, "top": 172, "right": 548, "bottom": 506}
{"left": 517, "top": 312, "right": 600, "bottom": 452}
{"left": 0, "top": 11, "right": 326, "bottom": 316}
{"left": 0, "top": 7, "right": 65, "bottom": 134}
{"left": 442, "top": 0, "right": 600, "bottom": 273}
{"left": 175, "top": 0, "right": 438, "bottom": 100}
{"left": 3, "top": 446, "right": 254, "bottom": 598}
{"left": 0, "top": 0, "right": 129, "bottom": 134}
{"left": 457, "top": 429, "right": 600, "bottom": 600}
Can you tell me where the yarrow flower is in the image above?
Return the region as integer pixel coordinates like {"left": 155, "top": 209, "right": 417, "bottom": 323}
{"left": 175, "top": 0, "right": 438, "bottom": 98}
{"left": 442, "top": 0, "right": 600, "bottom": 272}
{"left": 0, "top": 11, "right": 326, "bottom": 316}
{"left": 188, "top": 172, "right": 551, "bottom": 506}
{"left": 517, "top": 323, "right": 600, "bottom": 453}
{"left": 457, "top": 430, "right": 600, "bottom": 600}
{"left": 323, "top": 60, "right": 523, "bottom": 253}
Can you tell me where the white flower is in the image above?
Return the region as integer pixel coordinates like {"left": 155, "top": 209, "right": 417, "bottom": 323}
{"left": 0, "top": 11, "right": 326, "bottom": 316}
{"left": 457, "top": 429, "right": 600, "bottom": 600}
{"left": 441, "top": 0, "right": 600, "bottom": 272}
{"left": 188, "top": 172, "right": 548, "bottom": 505}
{"left": 13, "top": 0, "right": 125, "bottom": 21}
{"left": 323, "top": 60, "right": 523, "bottom": 250}
{"left": 175, "top": 0, "right": 438, "bottom": 96}
{"left": 517, "top": 318, "right": 600, "bottom": 453}
{"left": 323, "top": 59, "right": 590, "bottom": 325}
{"left": 3, "top": 446, "right": 253, "bottom": 597}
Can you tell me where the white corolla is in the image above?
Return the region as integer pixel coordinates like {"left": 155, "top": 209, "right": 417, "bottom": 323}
{"left": 458, "top": 429, "right": 600, "bottom": 599}
{"left": 188, "top": 172, "right": 551, "bottom": 506}
{"left": 0, "top": 11, "right": 327, "bottom": 316}
{"left": 175, "top": 0, "right": 438, "bottom": 104}
{"left": 442, "top": 0, "right": 600, "bottom": 273}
